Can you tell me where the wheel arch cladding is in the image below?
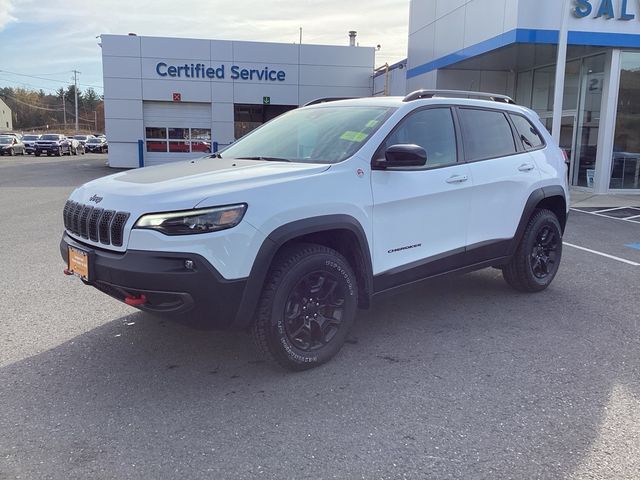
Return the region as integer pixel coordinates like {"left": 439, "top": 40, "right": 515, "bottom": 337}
{"left": 232, "top": 215, "right": 374, "bottom": 329}
{"left": 511, "top": 186, "right": 567, "bottom": 257}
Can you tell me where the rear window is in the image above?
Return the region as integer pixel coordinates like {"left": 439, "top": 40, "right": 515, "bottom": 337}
{"left": 509, "top": 114, "right": 545, "bottom": 150}
{"left": 458, "top": 108, "right": 516, "bottom": 161}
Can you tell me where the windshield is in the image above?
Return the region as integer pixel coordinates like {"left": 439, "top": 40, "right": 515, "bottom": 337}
{"left": 23, "top": 135, "right": 39, "bottom": 140}
{"left": 0, "top": 137, "right": 12, "bottom": 144}
{"left": 220, "top": 105, "right": 395, "bottom": 164}
{"left": 87, "top": 138, "right": 101, "bottom": 143}
{"left": 41, "top": 135, "right": 61, "bottom": 140}
{"left": 74, "top": 135, "right": 87, "bottom": 140}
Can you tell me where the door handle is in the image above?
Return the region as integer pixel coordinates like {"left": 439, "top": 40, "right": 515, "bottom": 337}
{"left": 518, "top": 163, "right": 535, "bottom": 172}
{"left": 446, "top": 175, "right": 468, "bottom": 184}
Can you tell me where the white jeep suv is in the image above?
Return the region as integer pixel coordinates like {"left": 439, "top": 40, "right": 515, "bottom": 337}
{"left": 61, "top": 90, "right": 569, "bottom": 370}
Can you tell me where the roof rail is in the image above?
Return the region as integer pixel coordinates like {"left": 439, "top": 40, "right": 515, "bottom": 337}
{"left": 303, "top": 97, "right": 356, "bottom": 107}
{"left": 403, "top": 89, "right": 516, "bottom": 105}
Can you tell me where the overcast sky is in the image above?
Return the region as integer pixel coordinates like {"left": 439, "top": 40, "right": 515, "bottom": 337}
{"left": 0, "top": 0, "right": 409, "bottom": 95}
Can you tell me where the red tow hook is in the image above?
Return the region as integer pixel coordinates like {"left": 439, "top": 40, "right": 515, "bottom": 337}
{"left": 124, "top": 294, "right": 147, "bottom": 306}
{"left": 63, "top": 268, "right": 74, "bottom": 276}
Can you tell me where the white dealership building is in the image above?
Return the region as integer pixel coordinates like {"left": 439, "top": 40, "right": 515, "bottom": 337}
{"left": 101, "top": 34, "right": 374, "bottom": 168}
{"left": 375, "top": 0, "right": 640, "bottom": 194}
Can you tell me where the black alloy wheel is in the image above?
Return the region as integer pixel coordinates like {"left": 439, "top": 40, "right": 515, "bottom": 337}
{"left": 502, "top": 208, "right": 563, "bottom": 292}
{"left": 283, "top": 270, "right": 346, "bottom": 352}
{"left": 530, "top": 225, "right": 559, "bottom": 279}
{"left": 251, "top": 243, "right": 358, "bottom": 370}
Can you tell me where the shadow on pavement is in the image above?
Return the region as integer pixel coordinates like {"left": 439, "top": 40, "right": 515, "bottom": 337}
{"left": 0, "top": 268, "right": 637, "bottom": 479}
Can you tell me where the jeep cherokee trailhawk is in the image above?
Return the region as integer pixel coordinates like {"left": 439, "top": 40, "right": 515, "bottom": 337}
{"left": 61, "top": 90, "right": 569, "bottom": 370}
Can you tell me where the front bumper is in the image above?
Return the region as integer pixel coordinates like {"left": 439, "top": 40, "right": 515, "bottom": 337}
{"left": 36, "top": 145, "right": 60, "bottom": 153}
{"left": 60, "top": 232, "right": 248, "bottom": 329}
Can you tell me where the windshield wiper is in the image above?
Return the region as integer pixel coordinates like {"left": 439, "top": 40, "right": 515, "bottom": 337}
{"left": 236, "top": 156, "right": 291, "bottom": 162}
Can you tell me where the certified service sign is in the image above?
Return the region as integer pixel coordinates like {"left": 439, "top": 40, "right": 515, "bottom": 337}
{"left": 156, "top": 62, "right": 286, "bottom": 82}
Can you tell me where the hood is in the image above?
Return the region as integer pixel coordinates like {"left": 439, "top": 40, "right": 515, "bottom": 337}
{"left": 70, "top": 157, "right": 331, "bottom": 213}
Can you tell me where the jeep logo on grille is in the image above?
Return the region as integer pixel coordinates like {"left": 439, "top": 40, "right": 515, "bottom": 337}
{"left": 89, "top": 194, "right": 103, "bottom": 204}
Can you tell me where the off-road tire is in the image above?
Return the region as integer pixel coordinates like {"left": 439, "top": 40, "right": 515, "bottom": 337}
{"left": 251, "top": 243, "right": 358, "bottom": 371}
{"left": 502, "top": 208, "right": 562, "bottom": 292}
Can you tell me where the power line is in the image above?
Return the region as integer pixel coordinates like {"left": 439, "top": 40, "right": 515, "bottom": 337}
{"left": 0, "top": 92, "right": 63, "bottom": 112}
{"left": 0, "top": 77, "right": 60, "bottom": 93}
{"left": 0, "top": 69, "right": 104, "bottom": 90}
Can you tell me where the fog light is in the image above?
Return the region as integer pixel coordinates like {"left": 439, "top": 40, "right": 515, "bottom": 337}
{"left": 184, "top": 259, "right": 194, "bottom": 270}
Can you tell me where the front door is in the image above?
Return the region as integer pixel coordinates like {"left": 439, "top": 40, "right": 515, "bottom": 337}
{"left": 370, "top": 107, "right": 471, "bottom": 290}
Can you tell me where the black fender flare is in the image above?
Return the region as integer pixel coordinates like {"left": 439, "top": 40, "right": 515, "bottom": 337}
{"left": 232, "top": 215, "right": 374, "bottom": 329}
{"left": 509, "top": 186, "right": 567, "bottom": 257}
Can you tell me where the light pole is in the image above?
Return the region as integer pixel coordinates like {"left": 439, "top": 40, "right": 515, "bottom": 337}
{"left": 552, "top": 0, "right": 571, "bottom": 143}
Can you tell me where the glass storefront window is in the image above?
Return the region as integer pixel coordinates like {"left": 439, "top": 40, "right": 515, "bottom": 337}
{"left": 516, "top": 71, "right": 533, "bottom": 107}
{"left": 572, "top": 54, "right": 605, "bottom": 188}
{"left": 611, "top": 51, "right": 640, "bottom": 189}
{"left": 532, "top": 66, "right": 555, "bottom": 113}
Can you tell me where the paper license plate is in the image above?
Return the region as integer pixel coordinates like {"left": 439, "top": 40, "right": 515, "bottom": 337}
{"left": 68, "top": 246, "right": 90, "bottom": 280}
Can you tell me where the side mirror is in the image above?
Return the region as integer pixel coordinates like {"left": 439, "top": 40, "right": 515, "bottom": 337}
{"left": 378, "top": 144, "right": 427, "bottom": 168}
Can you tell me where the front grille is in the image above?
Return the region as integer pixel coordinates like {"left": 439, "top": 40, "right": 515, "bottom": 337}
{"left": 99, "top": 210, "right": 115, "bottom": 244}
{"left": 110, "top": 212, "right": 130, "bottom": 247}
{"left": 63, "top": 200, "right": 130, "bottom": 248}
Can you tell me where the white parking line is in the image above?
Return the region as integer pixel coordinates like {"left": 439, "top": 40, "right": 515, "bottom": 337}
{"left": 570, "top": 207, "right": 640, "bottom": 223}
{"left": 591, "top": 206, "right": 629, "bottom": 213}
{"left": 563, "top": 242, "right": 640, "bottom": 266}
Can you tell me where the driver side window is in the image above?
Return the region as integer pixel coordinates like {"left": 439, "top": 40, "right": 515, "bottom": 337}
{"left": 376, "top": 108, "right": 458, "bottom": 168}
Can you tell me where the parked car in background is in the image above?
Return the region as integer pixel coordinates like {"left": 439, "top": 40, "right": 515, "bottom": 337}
{"left": 0, "top": 135, "right": 26, "bottom": 155}
{"left": 0, "top": 132, "right": 23, "bottom": 141}
{"left": 21, "top": 134, "right": 41, "bottom": 154}
{"left": 67, "top": 137, "right": 85, "bottom": 155}
{"left": 73, "top": 134, "right": 95, "bottom": 146}
{"left": 85, "top": 136, "right": 108, "bottom": 153}
{"left": 35, "top": 134, "right": 71, "bottom": 156}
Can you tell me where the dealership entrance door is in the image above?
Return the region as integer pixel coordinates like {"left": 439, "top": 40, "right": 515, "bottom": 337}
{"left": 518, "top": 54, "right": 605, "bottom": 189}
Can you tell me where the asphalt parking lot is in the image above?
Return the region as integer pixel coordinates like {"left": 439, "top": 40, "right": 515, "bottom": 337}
{"left": 1, "top": 154, "right": 639, "bottom": 479}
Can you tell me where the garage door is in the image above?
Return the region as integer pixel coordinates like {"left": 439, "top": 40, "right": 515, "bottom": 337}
{"left": 143, "top": 101, "right": 212, "bottom": 166}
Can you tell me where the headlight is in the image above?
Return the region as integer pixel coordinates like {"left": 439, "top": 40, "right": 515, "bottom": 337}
{"left": 134, "top": 204, "right": 247, "bottom": 235}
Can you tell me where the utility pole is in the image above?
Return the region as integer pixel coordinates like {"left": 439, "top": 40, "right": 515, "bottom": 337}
{"left": 72, "top": 70, "right": 80, "bottom": 132}
{"left": 94, "top": 110, "right": 97, "bottom": 132}
{"left": 62, "top": 96, "right": 66, "bottom": 128}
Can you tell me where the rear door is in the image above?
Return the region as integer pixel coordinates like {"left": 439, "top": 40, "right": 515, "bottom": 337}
{"left": 371, "top": 106, "right": 472, "bottom": 289}
{"left": 459, "top": 107, "right": 542, "bottom": 261}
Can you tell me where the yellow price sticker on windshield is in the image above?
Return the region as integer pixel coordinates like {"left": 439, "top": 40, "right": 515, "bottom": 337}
{"left": 340, "top": 131, "right": 368, "bottom": 142}
{"left": 365, "top": 120, "right": 380, "bottom": 128}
